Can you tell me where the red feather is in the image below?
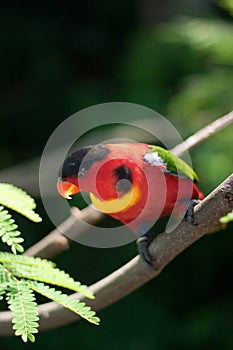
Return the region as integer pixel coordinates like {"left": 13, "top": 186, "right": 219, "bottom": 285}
{"left": 76, "top": 143, "right": 203, "bottom": 233}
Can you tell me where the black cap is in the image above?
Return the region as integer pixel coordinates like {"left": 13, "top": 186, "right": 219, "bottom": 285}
{"left": 59, "top": 144, "right": 110, "bottom": 178}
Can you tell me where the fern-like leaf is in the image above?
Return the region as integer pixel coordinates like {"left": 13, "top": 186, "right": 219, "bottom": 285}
{"left": 28, "top": 281, "right": 100, "bottom": 325}
{"left": 0, "top": 252, "right": 94, "bottom": 299}
{"left": 10, "top": 264, "right": 94, "bottom": 299}
{"left": 0, "top": 253, "right": 100, "bottom": 341}
{"left": 0, "top": 206, "right": 24, "bottom": 254}
{"left": 0, "top": 263, "right": 12, "bottom": 284}
{"left": 0, "top": 183, "right": 42, "bottom": 222}
{"left": 6, "top": 280, "right": 39, "bottom": 342}
{"left": 0, "top": 251, "right": 55, "bottom": 268}
{"left": 0, "top": 183, "right": 100, "bottom": 342}
{"left": 0, "top": 264, "right": 12, "bottom": 299}
{"left": 0, "top": 289, "right": 6, "bottom": 300}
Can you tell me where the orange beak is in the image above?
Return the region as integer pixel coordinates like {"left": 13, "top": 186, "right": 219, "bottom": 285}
{"left": 57, "top": 178, "right": 80, "bottom": 199}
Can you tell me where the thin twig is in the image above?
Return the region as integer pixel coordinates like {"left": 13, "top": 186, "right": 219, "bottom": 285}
{"left": 25, "top": 206, "right": 103, "bottom": 258}
{"left": 0, "top": 174, "right": 232, "bottom": 334}
{"left": 171, "top": 111, "right": 233, "bottom": 157}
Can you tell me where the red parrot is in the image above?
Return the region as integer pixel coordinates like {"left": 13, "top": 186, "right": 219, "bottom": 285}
{"left": 57, "top": 143, "right": 204, "bottom": 266}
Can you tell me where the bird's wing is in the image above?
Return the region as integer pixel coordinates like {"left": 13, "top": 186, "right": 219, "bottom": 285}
{"left": 144, "top": 145, "right": 199, "bottom": 182}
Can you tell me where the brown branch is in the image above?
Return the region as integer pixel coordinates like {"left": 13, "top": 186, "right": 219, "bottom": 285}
{"left": 0, "top": 174, "right": 232, "bottom": 335}
{"left": 171, "top": 110, "right": 233, "bottom": 157}
{"left": 25, "top": 206, "right": 103, "bottom": 259}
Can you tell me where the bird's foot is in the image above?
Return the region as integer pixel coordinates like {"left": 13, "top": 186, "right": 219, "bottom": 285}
{"left": 137, "top": 236, "right": 157, "bottom": 269}
{"left": 184, "top": 199, "right": 201, "bottom": 226}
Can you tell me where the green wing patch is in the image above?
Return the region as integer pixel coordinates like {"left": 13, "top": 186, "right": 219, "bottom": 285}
{"left": 145, "top": 146, "right": 199, "bottom": 182}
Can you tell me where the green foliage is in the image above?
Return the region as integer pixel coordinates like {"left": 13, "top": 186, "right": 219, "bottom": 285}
{"left": 0, "top": 183, "right": 42, "bottom": 223}
{"left": 0, "top": 252, "right": 94, "bottom": 299}
{"left": 218, "top": 0, "right": 233, "bottom": 15}
{"left": 6, "top": 280, "right": 39, "bottom": 343}
{"left": 0, "top": 183, "right": 42, "bottom": 253}
{"left": 29, "top": 281, "right": 100, "bottom": 325}
{"left": 0, "top": 206, "right": 24, "bottom": 254}
{"left": 160, "top": 17, "right": 233, "bottom": 65}
{"left": 0, "top": 251, "right": 55, "bottom": 268}
{"left": 0, "top": 185, "right": 99, "bottom": 342}
{"left": 220, "top": 211, "right": 233, "bottom": 223}
{"left": 0, "top": 183, "right": 42, "bottom": 254}
{"left": 160, "top": 18, "right": 233, "bottom": 125}
{"left": 0, "top": 252, "right": 99, "bottom": 342}
{"left": 167, "top": 69, "right": 233, "bottom": 119}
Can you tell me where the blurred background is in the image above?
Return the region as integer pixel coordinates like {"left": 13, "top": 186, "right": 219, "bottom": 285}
{"left": 0, "top": 0, "right": 233, "bottom": 349}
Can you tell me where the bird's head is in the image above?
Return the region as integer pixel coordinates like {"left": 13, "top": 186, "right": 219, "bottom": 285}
{"left": 57, "top": 144, "right": 110, "bottom": 198}
{"left": 57, "top": 143, "right": 147, "bottom": 214}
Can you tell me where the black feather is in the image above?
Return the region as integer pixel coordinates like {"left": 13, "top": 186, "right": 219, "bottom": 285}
{"left": 114, "top": 165, "right": 133, "bottom": 193}
{"left": 59, "top": 145, "right": 110, "bottom": 178}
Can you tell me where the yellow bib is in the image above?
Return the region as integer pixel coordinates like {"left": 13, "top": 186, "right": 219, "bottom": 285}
{"left": 89, "top": 187, "right": 139, "bottom": 214}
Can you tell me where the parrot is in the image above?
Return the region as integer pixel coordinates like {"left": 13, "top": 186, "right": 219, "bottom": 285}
{"left": 57, "top": 143, "right": 204, "bottom": 266}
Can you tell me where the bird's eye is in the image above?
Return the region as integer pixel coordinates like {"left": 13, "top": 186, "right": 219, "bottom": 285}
{"left": 78, "top": 171, "right": 86, "bottom": 178}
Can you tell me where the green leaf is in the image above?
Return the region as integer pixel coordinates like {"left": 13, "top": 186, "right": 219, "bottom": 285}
{"left": 6, "top": 280, "right": 39, "bottom": 342}
{"left": 218, "top": 0, "right": 233, "bottom": 16}
{"left": 0, "top": 206, "right": 24, "bottom": 254}
{"left": 0, "top": 251, "right": 55, "bottom": 268}
{"left": 5, "top": 262, "right": 94, "bottom": 299}
{"left": 0, "top": 251, "right": 94, "bottom": 299}
{"left": 0, "top": 263, "right": 12, "bottom": 284}
{"left": 0, "top": 252, "right": 99, "bottom": 342}
{"left": 28, "top": 281, "right": 100, "bottom": 325}
{"left": 0, "top": 183, "right": 42, "bottom": 222}
{"left": 0, "top": 264, "right": 12, "bottom": 299}
{"left": 0, "top": 183, "right": 99, "bottom": 343}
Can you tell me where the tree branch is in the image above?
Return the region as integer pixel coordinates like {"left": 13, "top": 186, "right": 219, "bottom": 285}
{"left": 0, "top": 174, "right": 232, "bottom": 335}
{"left": 171, "top": 110, "right": 233, "bottom": 157}
{"left": 24, "top": 206, "right": 103, "bottom": 258}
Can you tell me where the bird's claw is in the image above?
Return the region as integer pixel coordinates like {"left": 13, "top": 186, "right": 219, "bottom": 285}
{"left": 184, "top": 199, "right": 201, "bottom": 226}
{"left": 137, "top": 236, "right": 157, "bottom": 269}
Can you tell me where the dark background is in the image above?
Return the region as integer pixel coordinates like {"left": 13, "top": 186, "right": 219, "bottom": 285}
{"left": 0, "top": 0, "right": 233, "bottom": 349}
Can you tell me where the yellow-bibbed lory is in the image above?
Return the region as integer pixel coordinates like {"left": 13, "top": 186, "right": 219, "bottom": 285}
{"left": 57, "top": 143, "right": 204, "bottom": 266}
